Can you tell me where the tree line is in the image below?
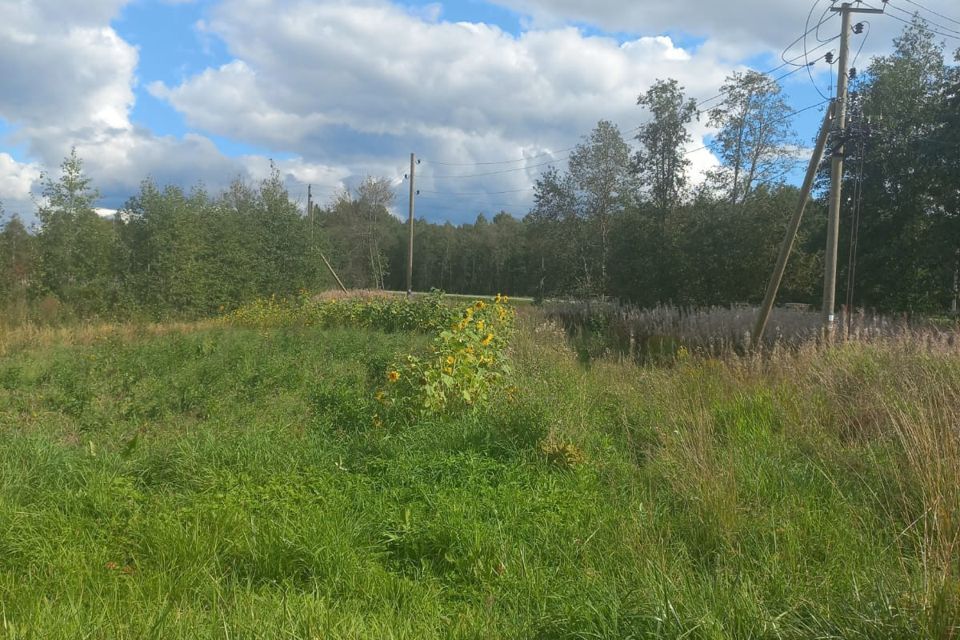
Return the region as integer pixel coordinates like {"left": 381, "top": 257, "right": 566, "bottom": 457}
{"left": 1, "top": 22, "right": 957, "bottom": 322}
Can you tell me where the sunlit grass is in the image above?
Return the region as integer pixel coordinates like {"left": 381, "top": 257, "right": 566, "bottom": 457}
{"left": 0, "top": 312, "right": 957, "bottom": 638}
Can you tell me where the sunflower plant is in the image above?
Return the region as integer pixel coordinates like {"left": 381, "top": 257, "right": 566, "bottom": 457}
{"left": 382, "top": 295, "right": 515, "bottom": 415}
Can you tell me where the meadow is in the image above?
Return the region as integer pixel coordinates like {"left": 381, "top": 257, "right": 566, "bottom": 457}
{"left": 0, "top": 295, "right": 958, "bottom": 638}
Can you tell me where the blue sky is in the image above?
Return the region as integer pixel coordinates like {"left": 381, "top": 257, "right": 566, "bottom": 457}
{"left": 0, "top": 0, "right": 941, "bottom": 222}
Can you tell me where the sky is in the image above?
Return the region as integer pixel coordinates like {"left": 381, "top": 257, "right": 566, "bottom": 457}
{"left": 0, "top": 0, "right": 958, "bottom": 224}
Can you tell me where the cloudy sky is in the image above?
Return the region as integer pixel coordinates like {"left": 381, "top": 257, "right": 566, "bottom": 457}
{"left": 0, "top": 0, "right": 957, "bottom": 224}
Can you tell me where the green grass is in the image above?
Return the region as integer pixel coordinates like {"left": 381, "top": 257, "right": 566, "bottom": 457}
{"left": 0, "top": 318, "right": 957, "bottom": 638}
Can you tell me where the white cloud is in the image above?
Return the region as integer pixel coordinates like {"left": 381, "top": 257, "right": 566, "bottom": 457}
{"left": 480, "top": 0, "right": 960, "bottom": 59}
{"left": 9, "top": 0, "right": 894, "bottom": 223}
{"left": 0, "top": 153, "right": 41, "bottom": 218}
{"left": 0, "top": 0, "right": 344, "bottom": 219}
{"left": 150, "top": 0, "right": 737, "bottom": 219}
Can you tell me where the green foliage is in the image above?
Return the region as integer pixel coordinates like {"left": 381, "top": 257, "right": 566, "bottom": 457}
{"left": 0, "top": 316, "right": 955, "bottom": 637}
{"left": 2, "top": 22, "right": 958, "bottom": 322}
{"left": 383, "top": 295, "right": 516, "bottom": 414}
{"left": 225, "top": 290, "right": 458, "bottom": 333}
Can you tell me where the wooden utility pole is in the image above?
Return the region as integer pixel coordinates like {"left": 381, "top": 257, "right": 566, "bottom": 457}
{"left": 320, "top": 252, "right": 348, "bottom": 293}
{"left": 753, "top": 103, "right": 835, "bottom": 347}
{"left": 407, "top": 152, "right": 416, "bottom": 297}
{"left": 307, "top": 184, "right": 313, "bottom": 243}
{"left": 822, "top": 1, "right": 883, "bottom": 339}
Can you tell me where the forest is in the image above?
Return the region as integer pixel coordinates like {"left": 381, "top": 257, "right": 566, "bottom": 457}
{"left": 1, "top": 22, "right": 957, "bottom": 323}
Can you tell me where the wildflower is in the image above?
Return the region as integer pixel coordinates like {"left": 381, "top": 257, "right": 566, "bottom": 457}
{"left": 375, "top": 390, "right": 386, "bottom": 403}
{"left": 444, "top": 367, "right": 453, "bottom": 375}
{"left": 481, "top": 333, "right": 494, "bottom": 346}
{"left": 446, "top": 355, "right": 455, "bottom": 365}
{"left": 475, "top": 301, "right": 486, "bottom": 310}
{"left": 388, "top": 370, "right": 400, "bottom": 383}
{"left": 105, "top": 561, "right": 119, "bottom": 571}
{"left": 476, "top": 319, "right": 485, "bottom": 331}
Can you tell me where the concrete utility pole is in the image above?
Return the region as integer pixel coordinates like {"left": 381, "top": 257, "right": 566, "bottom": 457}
{"left": 822, "top": 1, "right": 883, "bottom": 340}
{"left": 753, "top": 103, "right": 835, "bottom": 347}
{"left": 407, "top": 152, "right": 416, "bottom": 297}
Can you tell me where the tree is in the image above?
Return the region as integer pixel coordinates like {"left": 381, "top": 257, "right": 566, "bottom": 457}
{"left": 843, "top": 20, "right": 956, "bottom": 311}
{"left": 633, "top": 79, "right": 698, "bottom": 302}
{"left": 35, "top": 148, "right": 118, "bottom": 313}
{"left": 707, "top": 71, "right": 798, "bottom": 205}
{"left": 0, "top": 213, "right": 35, "bottom": 304}
{"left": 567, "top": 120, "right": 638, "bottom": 295}
{"left": 528, "top": 166, "right": 581, "bottom": 297}
{"left": 635, "top": 79, "right": 698, "bottom": 215}
{"left": 321, "top": 177, "right": 401, "bottom": 289}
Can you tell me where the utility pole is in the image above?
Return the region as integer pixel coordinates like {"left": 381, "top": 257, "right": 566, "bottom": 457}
{"left": 822, "top": 1, "right": 884, "bottom": 340}
{"left": 407, "top": 152, "right": 416, "bottom": 297}
{"left": 307, "top": 184, "right": 313, "bottom": 244}
{"left": 753, "top": 103, "right": 835, "bottom": 347}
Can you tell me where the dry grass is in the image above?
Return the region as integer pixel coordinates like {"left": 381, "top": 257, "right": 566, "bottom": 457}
{"left": 544, "top": 300, "right": 960, "bottom": 358}
{"left": 0, "top": 319, "right": 220, "bottom": 357}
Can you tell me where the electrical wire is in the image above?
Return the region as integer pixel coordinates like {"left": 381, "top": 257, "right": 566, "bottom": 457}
{"left": 419, "top": 98, "right": 830, "bottom": 210}
{"left": 897, "top": 0, "right": 960, "bottom": 27}
{"left": 867, "top": 0, "right": 960, "bottom": 39}
{"left": 885, "top": 1, "right": 960, "bottom": 34}
{"left": 804, "top": 0, "right": 835, "bottom": 100}
{"left": 422, "top": 16, "right": 839, "bottom": 169}
{"left": 844, "top": 133, "right": 867, "bottom": 328}
{"left": 851, "top": 21, "right": 872, "bottom": 69}
{"left": 780, "top": 10, "right": 841, "bottom": 67}
{"left": 429, "top": 156, "right": 570, "bottom": 180}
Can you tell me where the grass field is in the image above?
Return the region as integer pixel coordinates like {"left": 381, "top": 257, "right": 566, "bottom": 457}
{"left": 1, "top": 304, "right": 958, "bottom": 638}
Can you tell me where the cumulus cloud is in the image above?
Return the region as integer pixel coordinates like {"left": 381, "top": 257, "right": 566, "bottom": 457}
{"left": 4, "top": 0, "right": 870, "bottom": 224}
{"left": 481, "top": 0, "right": 960, "bottom": 60}
{"left": 0, "top": 153, "right": 42, "bottom": 219}
{"left": 0, "top": 0, "right": 341, "bottom": 218}
{"left": 151, "top": 0, "right": 739, "bottom": 219}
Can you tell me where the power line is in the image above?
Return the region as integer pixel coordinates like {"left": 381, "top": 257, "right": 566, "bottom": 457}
{"left": 421, "top": 22, "right": 841, "bottom": 170}
{"left": 422, "top": 147, "right": 575, "bottom": 167}
{"left": 872, "top": 0, "right": 960, "bottom": 39}
{"left": 897, "top": 0, "right": 960, "bottom": 27}
{"left": 682, "top": 38, "right": 838, "bottom": 114}
{"left": 851, "top": 20, "right": 872, "bottom": 68}
{"left": 805, "top": 0, "right": 834, "bottom": 100}
{"left": 886, "top": 0, "right": 960, "bottom": 34}
{"left": 780, "top": 5, "right": 840, "bottom": 69}
{"left": 428, "top": 156, "right": 570, "bottom": 180}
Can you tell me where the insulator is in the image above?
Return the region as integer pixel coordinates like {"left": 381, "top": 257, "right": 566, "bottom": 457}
{"left": 850, "top": 67, "right": 857, "bottom": 80}
{"left": 825, "top": 51, "right": 835, "bottom": 64}
{"left": 853, "top": 22, "right": 865, "bottom": 34}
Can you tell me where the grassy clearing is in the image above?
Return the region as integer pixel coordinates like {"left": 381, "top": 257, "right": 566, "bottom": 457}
{"left": 0, "top": 310, "right": 958, "bottom": 638}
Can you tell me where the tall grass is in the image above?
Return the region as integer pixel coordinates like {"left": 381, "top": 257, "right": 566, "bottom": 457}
{"left": 0, "top": 309, "right": 957, "bottom": 637}
{"left": 543, "top": 300, "right": 959, "bottom": 360}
